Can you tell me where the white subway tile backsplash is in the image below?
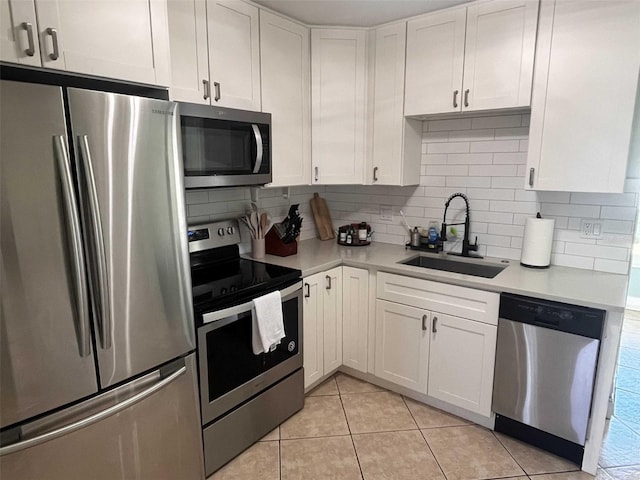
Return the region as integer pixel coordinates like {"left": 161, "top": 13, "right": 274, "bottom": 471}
{"left": 488, "top": 224, "right": 525, "bottom": 237}
{"left": 537, "top": 192, "right": 571, "bottom": 203}
{"left": 423, "top": 154, "right": 448, "bottom": 165}
{"left": 448, "top": 129, "right": 494, "bottom": 141}
{"left": 564, "top": 243, "right": 629, "bottom": 262}
{"left": 494, "top": 127, "right": 529, "bottom": 140}
{"left": 594, "top": 259, "right": 630, "bottom": 275}
{"left": 490, "top": 200, "right": 539, "bottom": 214}
{"left": 486, "top": 246, "right": 521, "bottom": 260}
{"left": 428, "top": 118, "right": 472, "bottom": 131}
{"left": 423, "top": 176, "right": 446, "bottom": 186}
{"left": 514, "top": 190, "right": 539, "bottom": 202}
{"left": 570, "top": 192, "right": 637, "bottom": 207}
{"left": 446, "top": 176, "right": 492, "bottom": 188}
{"left": 541, "top": 203, "right": 601, "bottom": 218}
{"left": 603, "top": 219, "right": 635, "bottom": 235}
{"left": 601, "top": 206, "right": 637, "bottom": 221}
{"left": 186, "top": 191, "right": 209, "bottom": 204}
{"left": 493, "top": 152, "right": 528, "bottom": 165}
{"left": 551, "top": 253, "right": 595, "bottom": 270}
{"left": 447, "top": 153, "right": 493, "bottom": 164}
{"left": 470, "top": 140, "right": 520, "bottom": 153}
{"left": 425, "top": 165, "right": 469, "bottom": 176}
{"left": 492, "top": 176, "right": 525, "bottom": 189}
{"left": 471, "top": 115, "right": 521, "bottom": 129}
{"left": 469, "top": 165, "right": 519, "bottom": 177}
{"left": 467, "top": 188, "right": 515, "bottom": 201}
{"left": 427, "top": 142, "right": 470, "bottom": 154}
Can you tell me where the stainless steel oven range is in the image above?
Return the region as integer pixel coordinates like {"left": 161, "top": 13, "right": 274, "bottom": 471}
{"left": 188, "top": 220, "right": 303, "bottom": 476}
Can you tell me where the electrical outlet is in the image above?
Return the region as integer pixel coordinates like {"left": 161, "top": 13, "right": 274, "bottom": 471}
{"left": 380, "top": 205, "right": 394, "bottom": 222}
{"left": 580, "top": 219, "right": 603, "bottom": 239}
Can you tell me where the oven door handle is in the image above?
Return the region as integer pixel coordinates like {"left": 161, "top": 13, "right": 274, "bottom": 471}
{"left": 201, "top": 281, "right": 302, "bottom": 325}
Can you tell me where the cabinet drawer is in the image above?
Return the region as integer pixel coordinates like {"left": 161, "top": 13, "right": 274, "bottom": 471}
{"left": 377, "top": 272, "right": 499, "bottom": 325}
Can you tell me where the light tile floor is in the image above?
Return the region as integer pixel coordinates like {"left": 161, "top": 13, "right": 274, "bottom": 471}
{"left": 208, "top": 313, "right": 640, "bottom": 480}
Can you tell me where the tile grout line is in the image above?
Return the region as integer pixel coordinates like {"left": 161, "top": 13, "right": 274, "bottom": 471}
{"left": 491, "top": 430, "right": 530, "bottom": 478}
{"left": 337, "top": 378, "right": 366, "bottom": 480}
{"left": 402, "top": 395, "right": 450, "bottom": 480}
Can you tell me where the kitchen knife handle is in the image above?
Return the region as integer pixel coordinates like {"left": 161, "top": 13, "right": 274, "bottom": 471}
{"left": 54, "top": 136, "right": 91, "bottom": 357}
{"left": 21, "top": 22, "right": 35, "bottom": 56}
{"left": 46, "top": 27, "right": 59, "bottom": 61}
{"left": 304, "top": 283, "right": 310, "bottom": 298}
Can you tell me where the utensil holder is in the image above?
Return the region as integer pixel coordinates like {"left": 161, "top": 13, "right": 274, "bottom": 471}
{"left": 251, "top": 238, "right": 265, "bottom": 259}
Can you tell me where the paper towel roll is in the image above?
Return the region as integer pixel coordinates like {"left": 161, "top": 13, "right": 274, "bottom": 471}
{"left": 521, "top": 217, "right": 555, "bottom": 268}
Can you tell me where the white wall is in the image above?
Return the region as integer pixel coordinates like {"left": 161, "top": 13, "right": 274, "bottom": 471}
{"left": 326, "top": 113, "right": 639, "bottom": 275}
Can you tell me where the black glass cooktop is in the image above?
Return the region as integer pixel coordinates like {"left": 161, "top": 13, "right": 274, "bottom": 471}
{"left": 190, "top": 250, "right": 301, "bottom": 322}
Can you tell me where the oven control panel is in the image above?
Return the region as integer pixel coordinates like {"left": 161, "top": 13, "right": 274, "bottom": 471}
{"left": 188, "top": 219, "right": 241, "bottom": 253}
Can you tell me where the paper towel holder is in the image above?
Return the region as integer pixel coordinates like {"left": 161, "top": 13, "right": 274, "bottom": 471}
{"left": 520, "top": 212, "right": 555, "bottom": 269}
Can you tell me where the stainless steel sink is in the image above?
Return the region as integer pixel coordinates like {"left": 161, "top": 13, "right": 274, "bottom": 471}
{"left": 400, "top": 255, "right": 507, "bottom": 279}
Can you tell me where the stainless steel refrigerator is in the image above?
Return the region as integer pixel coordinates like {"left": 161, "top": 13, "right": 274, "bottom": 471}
{"left": 0, "top": 80, "right": 204, "bottom": 480}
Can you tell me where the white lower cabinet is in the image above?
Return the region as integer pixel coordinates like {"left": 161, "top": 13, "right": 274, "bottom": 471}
{"left": 342, "top": 266, "right": 369, "bottom": 373}
{"left": 428, "top": 312, "right": 497, "bottom": 416}
{"left": 375, "top": 300, "right": 429, "bottom": 394}
{"left": 302, "top": 266, "right": 343, "bottom": 389}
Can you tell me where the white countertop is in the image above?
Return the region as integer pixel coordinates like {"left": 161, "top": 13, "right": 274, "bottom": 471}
{"left": 246, "top": 238, "right": 629, "bottom": 312}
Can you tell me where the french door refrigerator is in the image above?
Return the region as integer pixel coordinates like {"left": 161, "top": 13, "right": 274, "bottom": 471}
{"left": 0, "top": 80, "right": 204, "bottom": 480}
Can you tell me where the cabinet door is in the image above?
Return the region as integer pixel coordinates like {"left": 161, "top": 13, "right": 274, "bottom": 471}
{"left": 428, "top": 313, "right": 497, "bottom": 416}
{"left": 405, "top": 7, "right": 466, "bottom": 116}
{"left": 462, "top": 0, "right": 538, "bottom": 111}
{"left": 526, "top": 0, "right": 640, "bottom": 193}
{"left": 0, "top": 0, "right": 41, "bottom": 66}
{"left": 375, "top": 300, "right": 429, "bottom": 394}
{"left": 207, "top": 0, "right": 261, "bottom": 110}
{"left": 323, "top": 266, "right": 343, "bottom": 374}
{"left": 34, "top": 0, "right": 169, "bottom": 85}
{"left": 167, "top": 0, "right": 209, "bottom": 103}
{"left": 342, "top": 266, "right": 368, "bottom": 373}
{"left": 261, "top": 11, "right": 311, "bottom": 187}
{"left": 303, "top": 273, "right": 324, "bottom": 389}
{"left": 311, "top": 28, "right": 366, "bottom": 185}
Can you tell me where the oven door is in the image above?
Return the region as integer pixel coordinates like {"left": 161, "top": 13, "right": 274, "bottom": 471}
{"left": 197, "top": 281, "right": 302, "bottom": 424}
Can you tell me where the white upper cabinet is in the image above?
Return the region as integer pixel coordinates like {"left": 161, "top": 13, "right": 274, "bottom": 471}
{"left": 405, "top": 7, "right": 466, "bottom": 116}
{"left": 33, "top": 0, "right": 171, "bottom": 85}
{"left": 311, "top": 28, "right": 367, "bottom": 185}
{"left": 462, "top": 0, "right": 538, "bottom": 111}
{"left": 207, "top": 0, "right": 261, "bottom": 110}
{"left": 166, "top": 0, "right": 209, "bottom": 103}
{"left": 369, "top": 22, "right": 422, "bottom": 186}
{"left": 1, "top": 0, "right": 42, "bottom": 66}
{"left": 526, "top": 0, "right": 640, "bottom": 193}
{"left": 405, "top": 0, "right": 538, "bottom": 116}
{"left": 261, "top": 11, "right": 311, "bottom": 187}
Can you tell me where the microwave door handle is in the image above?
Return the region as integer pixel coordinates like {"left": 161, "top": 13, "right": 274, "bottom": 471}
{"left": 251, "top": 124, "right": 263, "bottom": 174}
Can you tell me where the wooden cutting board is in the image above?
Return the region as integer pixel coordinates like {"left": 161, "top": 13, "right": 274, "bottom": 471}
{"left": 310, "top": 192, "right": 335, "bottom": 241}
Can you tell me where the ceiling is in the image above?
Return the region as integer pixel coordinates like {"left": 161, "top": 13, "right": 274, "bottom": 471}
{"left": 252, "top": 0, "right": 472, "bottom": 27}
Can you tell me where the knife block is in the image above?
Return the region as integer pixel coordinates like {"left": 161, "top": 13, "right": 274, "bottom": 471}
{"left": 265, "top": 228, "right": 298, "bottom": 257}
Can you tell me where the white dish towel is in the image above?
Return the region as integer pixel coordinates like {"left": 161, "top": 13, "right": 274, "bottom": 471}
{"left": 251, "top": 290, "right": 285, "bottom": 355}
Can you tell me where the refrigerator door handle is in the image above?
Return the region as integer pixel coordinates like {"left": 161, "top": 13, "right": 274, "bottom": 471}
{"left": 77, "top": 135, "right": 111, "bottom": 350}
{"left": 53, "top": 136, "right": 91, "bottom": 357}
{"left": 0, "top": 364, "right": 187, "bottom": 456}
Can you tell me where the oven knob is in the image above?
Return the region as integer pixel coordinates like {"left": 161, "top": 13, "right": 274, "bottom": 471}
{"left": 230, "top": 285, "right": 237, "bottom": 292}
{"left": 227, "top": 226, "right": 235, "bottom": 235}
{"left": 217, "top": 228, "right": 225, "bottom": 236}
{"left": 288, "top": 341, "right": 296, "bottom": 352}
{"left": 221, "top": 287, "right": 227, "bottom": 295}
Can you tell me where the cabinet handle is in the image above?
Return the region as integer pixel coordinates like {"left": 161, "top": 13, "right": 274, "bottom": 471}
{"left": 325, "top": 275, "right": 331, "bottom": 290}
{"left": 422, "top": 314, "right": 428, "bottom": 331}
{"left": 529, "top": 167, "right": 535, "bottom": 187}
{"left": 21, "top": 22, "right": 35, "bottom": 56}
{"left": 453, "top": 90, "right": 459, "bottom": 108}
{"left": 464, "top": 89, "right": 469, "bottom": 107}
{"left": 213, "top": 81, "right": 221, "bottom": 102}
{"left": 203, "top": 79, "right": 210, "bottom": 100}
{"left": 432, "top": 316, "right": 438, "bottom": 333}
{"left": 304, "top": 283, "right": 310, "bottom": 298}
{"left": 45, "top": 27, "right": 59, "bottom": 61}
{"left": 373, "top": 166, "right": 379, "bottom": 182}
{"left": 314, "top": 166, "right": 319, "bottom": 182}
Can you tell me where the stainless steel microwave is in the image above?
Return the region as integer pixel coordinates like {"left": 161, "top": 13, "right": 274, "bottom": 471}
{"left": 178, "top": 103, "right": 271, "bottom": 188}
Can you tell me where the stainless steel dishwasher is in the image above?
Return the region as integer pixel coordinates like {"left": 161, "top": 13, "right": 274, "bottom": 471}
{"left": 493, "top": 293, "right": 605, "bottom": 465}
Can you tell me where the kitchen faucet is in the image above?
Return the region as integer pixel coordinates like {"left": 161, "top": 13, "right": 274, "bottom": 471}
{"left": 439, "top": 192, "right": 482, "bottom": 258}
